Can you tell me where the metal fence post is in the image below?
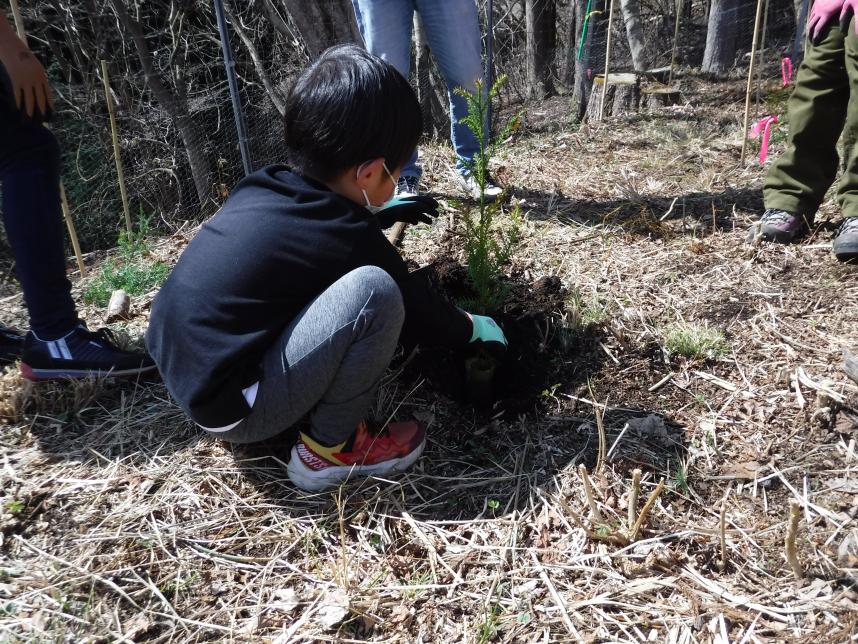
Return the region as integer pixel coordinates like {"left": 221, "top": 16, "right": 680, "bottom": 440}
{"left": 486, "top": 0, "right": 494, "bottom": 128}
{"left": 213, "top": 0, "right": 253, "bottom": 177}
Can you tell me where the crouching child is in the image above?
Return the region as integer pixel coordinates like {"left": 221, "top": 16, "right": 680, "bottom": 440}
{"left": 146, "top": 45, "right": 507, "bottom": 492}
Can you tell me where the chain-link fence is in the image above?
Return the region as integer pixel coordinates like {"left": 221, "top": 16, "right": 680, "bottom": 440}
{"left": 1, "top": 0, "right": 807, "bottom": 261}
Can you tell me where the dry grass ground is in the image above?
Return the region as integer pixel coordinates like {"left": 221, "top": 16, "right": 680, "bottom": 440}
{"left": 1, "top": 74, "right": 857, "bottom": 642}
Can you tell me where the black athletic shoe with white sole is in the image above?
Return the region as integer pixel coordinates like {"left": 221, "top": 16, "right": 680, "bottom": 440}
{"left": 20, "top": 323, "right": 156, "bottom": 380}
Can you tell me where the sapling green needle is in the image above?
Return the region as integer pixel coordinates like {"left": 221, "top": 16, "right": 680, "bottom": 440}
{"left": 454, "top": 76, "right": 523, "bottom": 313}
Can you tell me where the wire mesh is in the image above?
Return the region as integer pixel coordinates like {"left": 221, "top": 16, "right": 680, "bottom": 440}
{"left": 0, "top": 0, "right": 807, "bottom": 260}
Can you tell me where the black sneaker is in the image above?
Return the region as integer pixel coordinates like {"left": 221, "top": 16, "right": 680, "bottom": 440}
{"left": 0, "top": 325, "right": 24, "bottom": 364}
{"left": 20, "top": 323, "right": 156, "bottom": 380}
{"left": 833, "top": 217, "right": 858, "bottom": 262}
{"left": 395, "top": 175, "right": 420, "bottom": 198}
{"left": 749, "top": 208, "right": 810, "bottom": 244}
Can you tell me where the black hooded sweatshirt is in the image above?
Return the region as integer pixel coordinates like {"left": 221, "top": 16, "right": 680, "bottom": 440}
{"left": 146, "top": 166, "right": 471, "bottom": 427}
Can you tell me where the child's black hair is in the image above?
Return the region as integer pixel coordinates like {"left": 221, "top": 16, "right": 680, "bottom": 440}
{"left": 283, "top": 44, "right": 422, "bottom": 182}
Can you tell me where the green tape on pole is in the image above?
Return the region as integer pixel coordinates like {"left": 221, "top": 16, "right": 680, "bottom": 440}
{"left": 577, "top": 0, "right": 593, "bottom": 61}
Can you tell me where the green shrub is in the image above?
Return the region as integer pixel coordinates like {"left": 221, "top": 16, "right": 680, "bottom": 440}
{"left": 83, "top": 211, "right": 170, "bottom": 307}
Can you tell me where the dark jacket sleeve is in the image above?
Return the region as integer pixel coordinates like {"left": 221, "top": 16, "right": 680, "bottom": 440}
{"left": 353, "top": 230, "right": 472, "bottom": 348}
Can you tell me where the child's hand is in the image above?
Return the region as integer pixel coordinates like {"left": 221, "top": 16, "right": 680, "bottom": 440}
{"left": 375, "top": 195, "right": 439, "bottom": 229}
{"left": 467, "top": 313, "right": 508, "bottom": 356}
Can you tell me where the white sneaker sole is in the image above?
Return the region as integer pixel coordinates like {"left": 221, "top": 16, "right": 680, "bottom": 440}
{"left": 286, "top": 438, "right": 426, "bottom": 492}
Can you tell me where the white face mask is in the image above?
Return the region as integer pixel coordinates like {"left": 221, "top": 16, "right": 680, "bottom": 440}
{"left": 358, "top": 162, "right": 397, "bottom": 214}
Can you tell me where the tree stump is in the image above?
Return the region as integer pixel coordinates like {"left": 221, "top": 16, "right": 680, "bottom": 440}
{"left": 642, "top": 85, "right": 682, "bottom": 110}
{"left": 585, "top": 73, "right": 640, "bottom": 122}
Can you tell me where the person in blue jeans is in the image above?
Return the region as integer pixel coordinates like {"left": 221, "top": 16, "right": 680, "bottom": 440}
{"left": 350, "top": 0, "right": 503, "bottom": 201}
{"left": 0, "top": 12, "right": 155, "bottom": 378}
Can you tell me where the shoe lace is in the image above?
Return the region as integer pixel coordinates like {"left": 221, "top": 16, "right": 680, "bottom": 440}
{"left": 761, "top": 209, "right": 795, "bottom": 225}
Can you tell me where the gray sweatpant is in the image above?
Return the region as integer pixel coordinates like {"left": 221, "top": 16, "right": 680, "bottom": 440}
{"left": 212, "top": 266, "right": 404, "bottom": 446}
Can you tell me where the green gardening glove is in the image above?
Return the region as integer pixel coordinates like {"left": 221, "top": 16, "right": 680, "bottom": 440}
{"left": 467, "top": 313, "right": 508, "bottom": 357}
{"left": 375, "top": 195, "right": 440, "bottom": 229}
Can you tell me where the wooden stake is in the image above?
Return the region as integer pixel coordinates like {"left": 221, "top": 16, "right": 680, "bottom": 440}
{"left": 8, "top": 0, "right": 26, "bottom": 40}
{"left": 785, "top": 500, "right": 803, "bottom": 579}
{"left": 740, "top": 0, "right": 766, "bottom": 165}
{"left": 598, "top": 0, "right": 616, "bottom": 121}
{"left": 668, "top": 0, "right": 681, "bottom": 87}
{"left": 60, "top": 183, "right": 86, "bottom": 276}
{"left": 9, "top": 0, "right": 86, "bottom": 276}
{"left": 101, "top": 60, "right": 132, "bottom": 236}
{"left": 386, "top": 221, "right": 408, "bottom": 248}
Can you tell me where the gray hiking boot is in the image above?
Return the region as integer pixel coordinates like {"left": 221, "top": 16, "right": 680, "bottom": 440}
{"left": 749, "top": 209, "right": 810, "bottom": 244}
{"left": 833, "top": 217, "right": 858, "bottom": 263}
{"left": 395, "top": 176, "right": 420, "bottom": 198}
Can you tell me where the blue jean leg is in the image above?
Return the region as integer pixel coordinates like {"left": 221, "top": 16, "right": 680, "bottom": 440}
{"left": 0, "top": 110, "right": 78, "bottom": 338}
{"left": 351, "top": 0, "right": 421, "bottom": 178}
{"left": 416, "top": 0, "right": 484, "bottom": 175}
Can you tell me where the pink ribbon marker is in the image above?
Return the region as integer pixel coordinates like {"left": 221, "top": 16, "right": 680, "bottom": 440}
{"left": 750, "top": 115, "right": 778, "bottom": 164}
{"left": 781, "top": 57, "right": 793, "bottom": 86}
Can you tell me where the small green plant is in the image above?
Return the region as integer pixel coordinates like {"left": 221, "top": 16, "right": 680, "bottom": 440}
{"left": 477, "top": 600, "right": 502, "bottom": 643}
{"left": 671, "top": 462, "right": 691, "bottom": 496}
{"left": 566, "top": 289, "right": 608, "bottom": 328}
{"left": 455, "top": 76, "right": 522, "bottom": 313}
{"left": 5, "top": 499, "right": 24, "bottom": 516}
{"left": 663, "top": 322, "right": 728, "bottom": 360}
{"left": 84, "top": 209, "right": 170, "bottom": 307}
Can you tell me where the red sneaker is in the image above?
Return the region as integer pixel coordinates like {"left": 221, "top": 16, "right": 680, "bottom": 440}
{"left": 287, "top": 420, "right": 426, "bottom": 492}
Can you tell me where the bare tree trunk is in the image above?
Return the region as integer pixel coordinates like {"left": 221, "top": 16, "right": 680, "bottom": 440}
{"left": 619, "top": 0, "right": 649, "bottom": 71}
{"left": 702, "top": 0, "right": 739, "bottom": 75}
{"left": 112, "top": 0, "right": 213, "bottom": 210}
{"left": 572, "top": 0, "right": 596, "bottom": 121}
{"left": 526, "top": 0, "right": 556, "bottom": 99}
{"left": 563, "top": 0, "right": 578, "bottom": 88}
{"left": 277, "top": 0, "right": 361, "bottom": 58}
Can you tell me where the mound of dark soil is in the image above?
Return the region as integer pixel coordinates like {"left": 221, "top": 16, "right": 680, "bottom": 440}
{"left": 400, "top": 254, "right": 605, "bottom": 417}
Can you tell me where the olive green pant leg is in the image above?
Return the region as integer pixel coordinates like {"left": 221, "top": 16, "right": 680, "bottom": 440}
{"left": 837, "top": 19, "right": 858, "bottom": 217}
{"left": 763, "top": 23, "right": 849, "bottom": 217}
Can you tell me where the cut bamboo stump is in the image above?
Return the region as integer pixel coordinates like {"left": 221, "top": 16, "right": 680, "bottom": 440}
{"left": 642, "top": 86, "right": 681, "bottom": 110}
{"left": 586, "top": 73, "right": 640, "bottom": 122}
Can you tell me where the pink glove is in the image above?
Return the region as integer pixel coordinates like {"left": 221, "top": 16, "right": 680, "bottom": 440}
{"left": 808, "top": 0, "right": 858, "bottom": 44}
